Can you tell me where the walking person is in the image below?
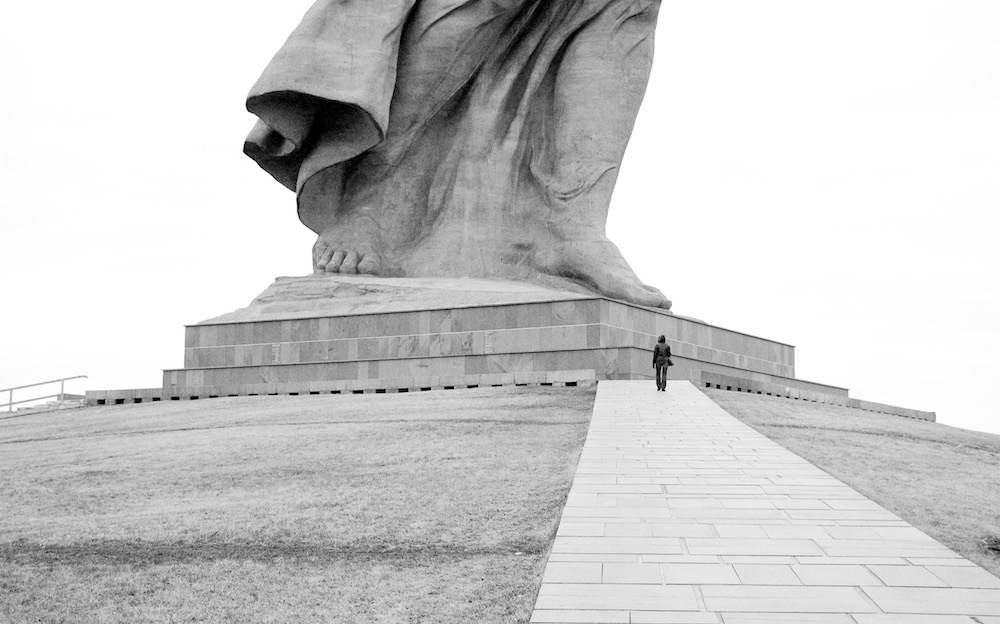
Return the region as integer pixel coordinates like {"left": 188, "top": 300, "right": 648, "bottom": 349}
{"left": 652, "top": 335, "right": 672, "bottom": 391}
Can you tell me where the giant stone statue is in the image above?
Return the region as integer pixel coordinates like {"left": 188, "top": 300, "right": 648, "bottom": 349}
{"left": 245, "top": 0, "right": 672, "bottom": 310}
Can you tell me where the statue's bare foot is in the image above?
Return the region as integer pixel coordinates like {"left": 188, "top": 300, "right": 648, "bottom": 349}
{"left": 533, "top": 236, "right": 672, "bottom": 309}
{"left": 313, "top": 229, "right": 383, "bottom": 275}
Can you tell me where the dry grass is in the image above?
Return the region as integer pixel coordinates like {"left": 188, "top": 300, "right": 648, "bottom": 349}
{"left": 704, "top": 388, "right": 1000, "bottom": 578}
{"left": 0, "top": 386, "right": 594, "bottom": 624}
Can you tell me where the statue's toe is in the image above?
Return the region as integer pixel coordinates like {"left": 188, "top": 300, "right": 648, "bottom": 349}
{"left": 357, "top": 253, "right": 381, "bottom": 275}
{"left": 339, "top": 251, "right": 361, "bottom": 274}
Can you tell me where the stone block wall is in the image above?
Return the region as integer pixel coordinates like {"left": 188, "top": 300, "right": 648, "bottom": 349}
{"left": 164, "top": 298, "right": 803, "bottom": 398}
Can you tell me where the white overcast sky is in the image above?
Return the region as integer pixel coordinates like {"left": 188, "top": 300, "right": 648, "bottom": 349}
{"left": 2, "top": 1, "right": 998, "bottom": 434}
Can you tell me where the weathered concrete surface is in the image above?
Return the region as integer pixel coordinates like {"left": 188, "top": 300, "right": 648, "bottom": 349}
{"left": 245, "top": 0, "right": 670, "bottom": 309}
{"left": 202, "top": 275, "right": 595, "bottom": 324}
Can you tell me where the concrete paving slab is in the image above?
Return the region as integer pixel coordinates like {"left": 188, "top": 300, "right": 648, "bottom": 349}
{"left": 640, "top": 555, "right": 721, "bottom": 564}
{"left": 660, "top": 563, "right": 741, "bottom": 585}
{"left": 629, "top": 613, "right": 720, "bottom": 623}
{"left": 535, "top": 583, "right": 699, "bottom": 611}
{"left": 701, "top": 584, "right": 877, "bottom": 612}
{"left": 868, "top": 564, "right": 951, "bottom": 587}
{"left": 794, "top": 556, "right": 909, "bottom": 566}
{"left": 649, "top": 524, "right": 717, "bottom": 538}
{"left": 552, "top": 537, "right": 683, "bottom": 555}
{"left": 542, "top": 562, "right": 604, "bottom": 584}
{"left": 791, "top": 564, "right": 882, "bottom": 586}
{"left": 604, "top": 523, "right": 655, "bottom": 537}
{"left": 907, "top": 557, "right": 980, "bottom": 567}
{"left": 548, "top": 554, "right": 640, "bottom": 563}
{"left": 529, "top": 381, "right": 1000, "bottom": 622}
{"left": 557, "top": 522, "right": 606, "bottom": 537}
{"left": 852, "top": 616, "right": 983, "bottom": 624}
{"left": 733, "top": 563, "right": 802, "bottom": 585}
{"left": 687, "top": 538, "right": 824, "bottom": 556}
{"left": 925, "top": 565, "right": 1000, "bottom": 588}
{"left": 862, "top": 587, "right": 1000, "bottom": 614}
{"left": 760, "top": 525, "right": 830, "bottom": 539}
{"left": 722, "top": 556, "right": 798, "bottom": 565}
{"left": 722, "top": 615, "right": 854, "bottom": 623}
{"left": 714, "top": 525, "right": 768, "bottom": 539}
{"left": 601, "top": 563, "right": 664, "bottom": 584}
{"left": 530, "top": 609, "right": 630, "bottom": 623}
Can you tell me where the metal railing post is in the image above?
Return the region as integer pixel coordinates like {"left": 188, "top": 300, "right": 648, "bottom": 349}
{"left": 0, "top": 376, "right": 88, "bottom": 414}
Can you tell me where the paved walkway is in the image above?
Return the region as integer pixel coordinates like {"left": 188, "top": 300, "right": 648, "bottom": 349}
{"left": 530, "top": 380, "right": 1000, "bottom": 624}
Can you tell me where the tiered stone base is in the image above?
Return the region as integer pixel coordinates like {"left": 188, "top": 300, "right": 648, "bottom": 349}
{"left": 160, "top": 275, "right": 844, "bottom": 400}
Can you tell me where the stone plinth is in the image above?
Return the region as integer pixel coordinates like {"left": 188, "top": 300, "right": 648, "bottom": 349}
{"left": 162, "top": 275, "right": 845, "bottom": 399}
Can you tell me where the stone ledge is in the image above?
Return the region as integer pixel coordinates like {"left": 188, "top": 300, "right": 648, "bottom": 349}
{"left": 85, "top": 388, "right": 164, "bottom": 406}
{"left": 700, "top": 372, "right": 935, "bottom": 422}
{"left": 86, "top": 371, "right": 597, "bottom": 405}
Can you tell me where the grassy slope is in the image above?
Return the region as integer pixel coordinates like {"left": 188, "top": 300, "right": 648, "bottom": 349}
{"left": 704, "top": 388, "right": 1000, "bottom": 578}
{"left": 0, "top": 387, "right": 594, "bottom": 624}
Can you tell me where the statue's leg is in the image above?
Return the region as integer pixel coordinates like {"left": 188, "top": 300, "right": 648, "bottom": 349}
{"left": 309, "top": 0, "right": 524, "bottom": 275}
{"left": 305, "top": 162, "right": 392, "bottom": 275}
{"left": 293, "top": 0, "right": 418, "bottom": 276}
{"left": 386, "top": 0, "right": 525, "bottom": 136}
{"left": 532, "top": 0, "right": 672, "bottom": 309}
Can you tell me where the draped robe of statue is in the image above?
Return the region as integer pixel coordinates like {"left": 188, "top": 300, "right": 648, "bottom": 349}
{"left": 245, "top": 0, "right": 671, "bottom": 309}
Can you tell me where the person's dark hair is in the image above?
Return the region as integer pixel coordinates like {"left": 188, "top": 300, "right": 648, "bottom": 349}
{"left": 657, "top": 335, "right": 665, "bottom": 343}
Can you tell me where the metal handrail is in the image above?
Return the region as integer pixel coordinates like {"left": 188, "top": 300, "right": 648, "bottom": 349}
{"left": 2, "top": 375, "right": 88, "bottom": 413}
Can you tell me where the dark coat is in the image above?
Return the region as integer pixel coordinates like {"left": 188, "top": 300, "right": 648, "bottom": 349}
{"left": 653, "top": 343, "right": 671, "bottom": 366}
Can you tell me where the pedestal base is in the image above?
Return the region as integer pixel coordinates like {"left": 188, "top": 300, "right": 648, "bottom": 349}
{"left": 163, "top": 275, "right": 847, "bottom": 400}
